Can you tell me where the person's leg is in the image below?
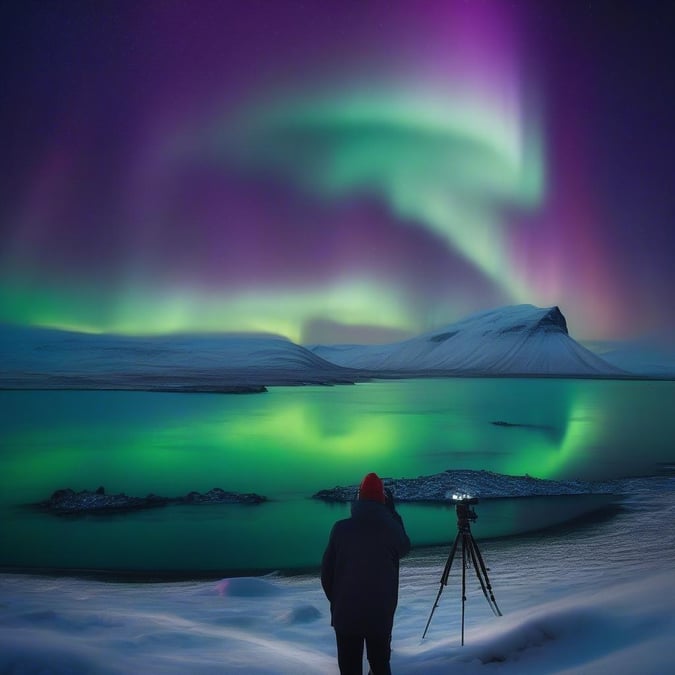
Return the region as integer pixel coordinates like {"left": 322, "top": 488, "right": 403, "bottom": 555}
{"left": 335, "top": 631, "right": 365, "bottom": 675}
{"left": 364, "top": 633, "right": 392, "bottom": 675}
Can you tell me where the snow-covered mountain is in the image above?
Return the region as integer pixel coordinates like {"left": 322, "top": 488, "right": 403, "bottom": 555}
{"left": 0, "top": 324, "right": 357, "bottom": 390}
{"left": 310, "top": 305, "right": 626, "bottom": 377}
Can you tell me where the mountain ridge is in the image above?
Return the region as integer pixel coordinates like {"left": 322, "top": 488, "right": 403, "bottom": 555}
{"left": 0, "top": 305, "right": 653, "bottom": 390}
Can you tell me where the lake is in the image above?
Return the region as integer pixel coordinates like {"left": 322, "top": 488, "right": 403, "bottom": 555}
{"left": 1, "top": 378, "right": 673, "bottom": 575}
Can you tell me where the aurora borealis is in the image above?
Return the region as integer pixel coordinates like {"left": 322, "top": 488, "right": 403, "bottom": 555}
{"left": 1, "top": 0, "right": 673, "bottom": 343}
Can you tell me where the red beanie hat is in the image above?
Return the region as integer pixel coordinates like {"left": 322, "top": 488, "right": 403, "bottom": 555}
{"left": 358, "top": 472, "right": 385, "bottom": 503}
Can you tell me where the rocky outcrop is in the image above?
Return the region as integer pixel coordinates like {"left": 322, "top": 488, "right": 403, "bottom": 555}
{"left": 36, "top": 486, "right": 267, "bottom": 514}
{"left": 39, "top": 487, "right": 169, "bottom": 513}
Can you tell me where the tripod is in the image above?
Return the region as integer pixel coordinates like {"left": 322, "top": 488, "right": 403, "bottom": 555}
{"left": 422, "top": 498, "right": 502, "bottom": 645}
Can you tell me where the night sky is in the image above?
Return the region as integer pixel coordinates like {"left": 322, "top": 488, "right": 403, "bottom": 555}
{"left": 1, "top": 0, "right": 674, "bottom": 343}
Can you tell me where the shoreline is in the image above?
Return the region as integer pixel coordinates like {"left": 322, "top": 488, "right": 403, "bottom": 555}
{"left": 1, "top": 369, "right": 674, "bottom": 394}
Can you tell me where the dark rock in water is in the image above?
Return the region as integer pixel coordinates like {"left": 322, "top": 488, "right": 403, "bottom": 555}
{"left": 313, "top": 469, "right": 619, "bottom": 504}
{"left": 492, "top": 420, "right": 556, "bottom": 432}
{"left": 179, "top": 488, "right": 266, "bottom": 505}
{"left": 36, "top": 486, "right": 267, "bottom": 514}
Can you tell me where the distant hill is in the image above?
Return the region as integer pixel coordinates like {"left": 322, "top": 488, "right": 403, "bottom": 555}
{"left": 310, "top": 305, "right": 626, "bottom": 377}
{"left": 583, "top": 338, "right": 675, "bottom": 378}
{"left": 0, "top": 325, "right": 357, "bottom": 391}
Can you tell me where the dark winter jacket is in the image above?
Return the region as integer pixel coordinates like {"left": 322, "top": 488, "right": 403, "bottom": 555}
{"left": 321, "top": 499, "right": 411, "bottom": 635}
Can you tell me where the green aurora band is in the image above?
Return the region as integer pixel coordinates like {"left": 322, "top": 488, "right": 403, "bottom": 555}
{"left": 218, "top": 87, "right": 545, "bottom": 302}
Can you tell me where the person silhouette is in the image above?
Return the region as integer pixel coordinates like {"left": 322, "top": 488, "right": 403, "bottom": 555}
{"left": 321, "top": 472, "right": 411, "bottom": 674}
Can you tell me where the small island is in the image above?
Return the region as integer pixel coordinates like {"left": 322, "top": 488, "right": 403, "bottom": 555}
{"left": 35, "top": 486, "right": 267, "bottom": 514}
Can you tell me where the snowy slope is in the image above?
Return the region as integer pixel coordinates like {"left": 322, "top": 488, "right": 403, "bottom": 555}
{"left": 583, "top": 338, "right": 675, "bottom": 377}
{"left": 0, "top": 324, "right": 357, "bottom": 390}
{"left": 310, "top": 305, "right": 625, "bottom": 376}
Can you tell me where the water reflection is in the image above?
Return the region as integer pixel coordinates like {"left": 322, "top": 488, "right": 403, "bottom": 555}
{"left": 1, "top": 379, "right": 673, "bottom": 572}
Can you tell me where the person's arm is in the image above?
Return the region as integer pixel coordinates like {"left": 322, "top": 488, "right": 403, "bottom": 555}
{"left": 385, "top": 488, "right": 411, "bottom": 557}
{"left": 320, "top": 526, "right": 336, "bottom": 601}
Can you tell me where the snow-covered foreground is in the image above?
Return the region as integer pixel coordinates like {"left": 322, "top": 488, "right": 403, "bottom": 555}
{"left": 1, "top": 480, "right": 673, "bottom": 674}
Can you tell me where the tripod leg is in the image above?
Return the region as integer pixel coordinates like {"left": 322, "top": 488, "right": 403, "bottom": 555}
{"left": 440, "top": 530, "right": 461, "bottom": 585}
{"left": 422, "top": 531, "right": 461, "bottom": 639}
{"left": 467, "top": 535, "right": 502, "bottom": 617}
{"left": 461, "top": 533, "right": 467, "bottom": 646}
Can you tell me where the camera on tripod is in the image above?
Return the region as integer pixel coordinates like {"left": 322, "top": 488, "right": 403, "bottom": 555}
{"left": 451, "top": 493, "right": 478, "bottom": 505}
{"left": 423, "top": 492, "right": 502, "bottom": 644}
{"left": 451, "top": 493, "right": 478, "bottom": 527}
